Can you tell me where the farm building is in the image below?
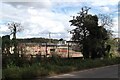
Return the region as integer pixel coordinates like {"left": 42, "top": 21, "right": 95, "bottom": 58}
{"left": 14, "top": 41, "right": 83, "bottom": 58}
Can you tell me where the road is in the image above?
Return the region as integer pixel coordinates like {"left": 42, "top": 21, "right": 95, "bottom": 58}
{"left": 48, "top": 65, "right": 119, "bottom": 78}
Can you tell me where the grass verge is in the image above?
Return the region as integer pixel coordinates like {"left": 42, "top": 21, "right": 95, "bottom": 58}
{"left": 2, "top": 57, "right": 120, "bottom": 80}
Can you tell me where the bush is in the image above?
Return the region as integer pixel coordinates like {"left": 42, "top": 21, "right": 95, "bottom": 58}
{"left": 3, "top": 66, "right": 21, "bottom": 79}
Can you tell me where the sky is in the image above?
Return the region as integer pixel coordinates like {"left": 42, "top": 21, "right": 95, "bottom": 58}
{"left": 0, "top": 0, "right": 119, "bottom": 40}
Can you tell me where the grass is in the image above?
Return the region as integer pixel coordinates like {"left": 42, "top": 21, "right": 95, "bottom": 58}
{"left": 2, "top": 57, "right": 120, "bottom": 80}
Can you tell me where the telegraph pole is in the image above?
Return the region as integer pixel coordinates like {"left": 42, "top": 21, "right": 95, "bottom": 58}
{"left": 49, "top": 32, "right": 51, "bottom": 43}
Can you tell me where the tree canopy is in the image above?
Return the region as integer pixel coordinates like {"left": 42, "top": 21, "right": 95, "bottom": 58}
{"left": 69, "top": 7, "right": 112, "bottom": 59}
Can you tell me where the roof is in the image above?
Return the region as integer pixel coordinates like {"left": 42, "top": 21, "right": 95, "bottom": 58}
{"left": 66, "top": 41, "right": 80, "bottom": 43}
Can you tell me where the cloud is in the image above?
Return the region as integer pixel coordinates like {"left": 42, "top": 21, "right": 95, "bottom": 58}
{"left": 0, "top": 0, "right": 119, "bottom": 39}
{"left": 0, "top": 24, "right": 10, "bottom": 36}
{"left": 101, "top": 6, "right": 110, "bottom": 12}
{"left": 25, "top": 8, "right": 71, "bottom": 39}
{"left": 112, "top": 17, "right": 118, "bottom": 32}
{"left": 3, "top": 0, "right": 52, "bottom": 9}
{"left": 0, "top": 2, "right": 72, "bottom": 39}
{"left": 89, "top": 0, "right": 119, "bottom": 6}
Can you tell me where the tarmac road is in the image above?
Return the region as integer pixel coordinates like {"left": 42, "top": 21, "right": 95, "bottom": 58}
{"left": 48, "top": 64, "right": 119, "bottom": 78}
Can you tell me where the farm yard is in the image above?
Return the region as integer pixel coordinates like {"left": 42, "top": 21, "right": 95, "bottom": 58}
{"left": 1, "top": 1, "right": 120, "bottom": 79}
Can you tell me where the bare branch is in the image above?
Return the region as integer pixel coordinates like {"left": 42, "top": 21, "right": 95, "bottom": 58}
{"left": 98, "top": 14, "right": 113, "bottom": 28}
{"left": 8, "top": 22, "right": 23, "bottom": 35}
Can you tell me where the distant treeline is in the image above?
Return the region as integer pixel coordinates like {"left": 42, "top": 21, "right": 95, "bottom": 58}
{"left": 16, "top": 37, "right": 59, "bottom": 43}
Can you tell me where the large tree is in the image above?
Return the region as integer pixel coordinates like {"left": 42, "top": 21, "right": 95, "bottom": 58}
{"left": 8, "top": 22, "right": 23, "bottom": 58}
{"left": 69, "top": 7, "right": 112, "bottom": 59}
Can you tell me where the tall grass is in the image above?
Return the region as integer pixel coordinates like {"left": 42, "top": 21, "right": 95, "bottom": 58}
{"left": 2, "top": 57, "right": 120, "bottom": 79}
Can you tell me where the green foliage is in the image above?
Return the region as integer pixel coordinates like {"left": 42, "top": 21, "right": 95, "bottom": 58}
{"left": 69, "top": 7, "right": 113, "bottom": 59}
{"left": 2, "top": 57, "right": 120, "bottom": 79}
{"left": 105, "top": 38, "right": 119, "bottom": 57}
{"left": 2, "top": 35, "right": 10, "bottom": 54}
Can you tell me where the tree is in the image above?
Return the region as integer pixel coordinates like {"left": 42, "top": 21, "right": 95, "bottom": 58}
{"left": 69, "top": 7, "right": 112, "bottom": 59}
{"left": 98, "top": 14, "right": 113, "bottom": 38}
{"left": 8, "top": 22, "right": 23, "bottom": 58}
{"left": 2, "top": 35, "right": 10, "bottom": 55}
{"left": 98, "top": 14, "right": 113, "bottom": 28}
{"left": 98, "top": 14, "right": 113, "bottom": 58}
{"left": 0, "top": 36, "right": 1, "bottom": 54}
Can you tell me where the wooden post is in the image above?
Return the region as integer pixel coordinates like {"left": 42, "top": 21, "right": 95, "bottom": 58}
{"left": 68, "top": 42, "right": 69, "bottom": 59}
{"left": 45, "top": 43, "right": 47, "bottom": 57}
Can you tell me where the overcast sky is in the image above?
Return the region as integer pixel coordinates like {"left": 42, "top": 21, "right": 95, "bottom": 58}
{"left": 0, "top": 0, "right": 119, "bottom": 40}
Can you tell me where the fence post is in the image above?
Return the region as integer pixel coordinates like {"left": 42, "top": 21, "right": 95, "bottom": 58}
{"left": 45, "top": 43, "right": 47, "bottom": 58}
{"left": 68, "top": 42, "right": 69, "bottom": 59}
